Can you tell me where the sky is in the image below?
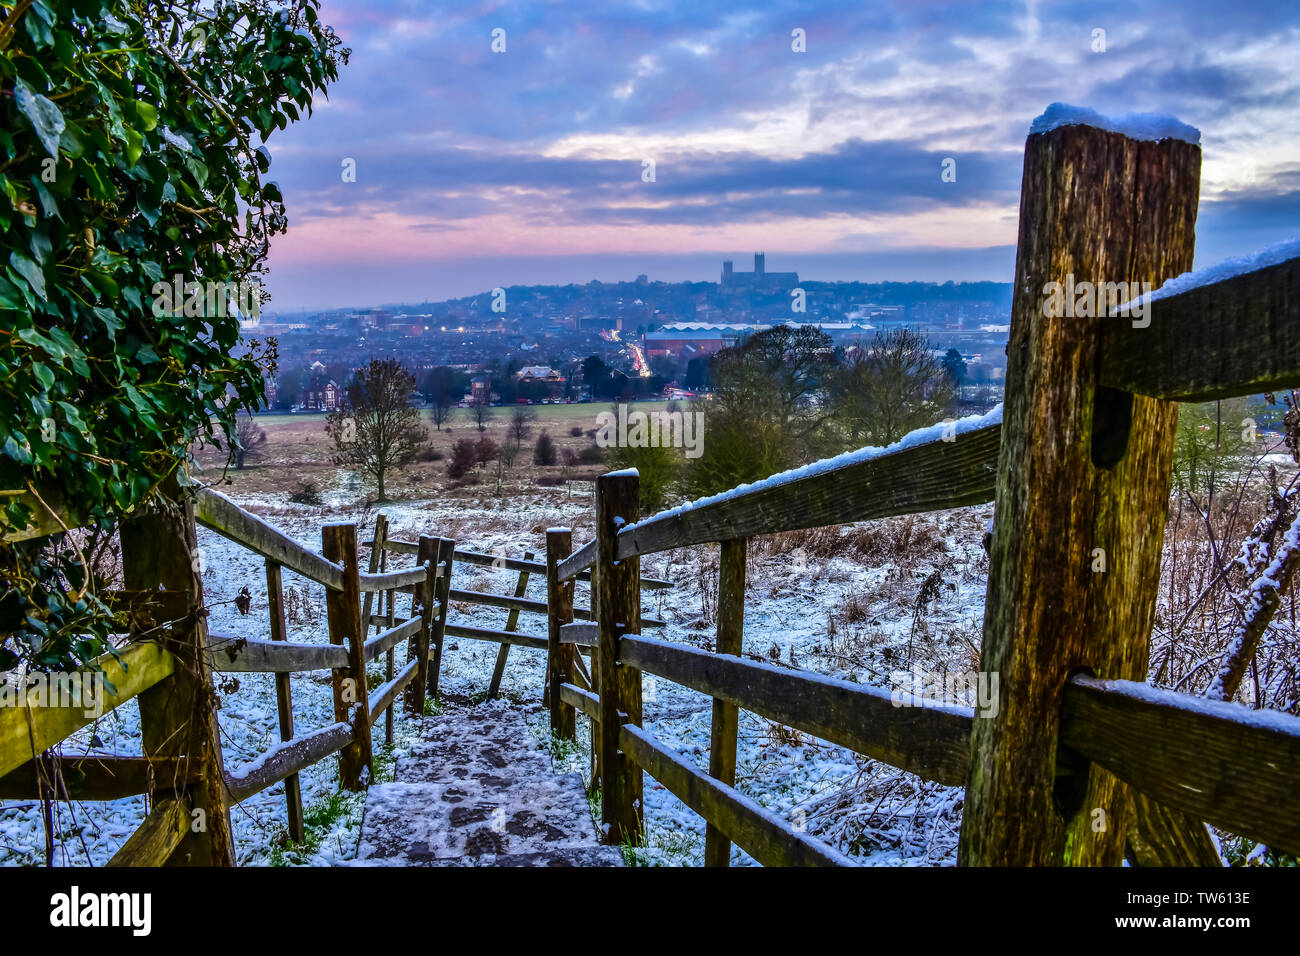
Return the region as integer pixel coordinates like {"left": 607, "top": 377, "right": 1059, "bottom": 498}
{"left": 260, "top": 0, "right": 1300, "bottom": 311}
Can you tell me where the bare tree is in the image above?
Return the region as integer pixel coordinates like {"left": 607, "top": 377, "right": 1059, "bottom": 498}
{"left": 430, "top": 398, "right": 457, "bottom": 432}
{"left": 232, "top": 414, "right": 266, "bottom": 470}
{"left": 326, "top": 358, "right": 428, "bottom": 500}
{"left": 508, "top": 405, "right": 535, "bottom": 445}
{"left": 832, "top": 328, "right": 955, "bottom": 444}
{"left": 473, "top": 400, "right": 491, "bottom": 433}
{"left": 496, "top": 437, "right": 521, "bottom": 495}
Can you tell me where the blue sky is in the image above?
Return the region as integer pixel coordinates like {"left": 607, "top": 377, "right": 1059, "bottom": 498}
{"left": 261, "top": 0, "right": 1300, "bottom": 310}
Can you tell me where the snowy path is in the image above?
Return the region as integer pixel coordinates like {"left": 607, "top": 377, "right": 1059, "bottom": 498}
{"left": 353, "top": 700, "right": 623, "bottom": 866}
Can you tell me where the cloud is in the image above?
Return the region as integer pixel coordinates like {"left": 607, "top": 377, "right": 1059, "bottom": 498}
{"left": 261, "top": 0, "right": 1300, "bottom": 305}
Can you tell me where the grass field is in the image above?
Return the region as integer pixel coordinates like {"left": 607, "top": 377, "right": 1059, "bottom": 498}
{"left": 252, "top": 399, "right": 674, "bottom": 429}
{"left": 198, "top": 399, "right": 678, "bottom": 501}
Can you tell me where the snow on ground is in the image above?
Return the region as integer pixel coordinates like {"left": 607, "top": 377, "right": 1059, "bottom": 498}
{"left": 0, "top": 477, "right": 992, "bottom": 867}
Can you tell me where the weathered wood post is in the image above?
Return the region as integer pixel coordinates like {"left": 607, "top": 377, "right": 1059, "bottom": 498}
{"left": 405, "top": 535, "right": 438, "bottom": 714}
{"left": 428, "top": 537, "right": 456, "bottom": 701}
{"left": 265, "top": 559, "right": 304, "bottom": 843}
{"left": 488, "top": 550, "right": 535, "bottom": 700}
{"left": 704, "top": 537, "right": 746, "bottom": 867}
{"left": 546, "top": 529, "right": 577, "bottom": 740}
{"left": 119, "top": 482, "right": 235, "bottom": 865}
{"left": 360, "top": 514, "right": 388, "bottom": 634}
{"left": 323, "top": 523, "right": 373, "bottom": 790}
{"left": 595, "top": 470, "right": 644, "bottom": 846}
{"left": 959, "top": 112, "right": 1200, "bottom": 866}
{"left": 361, "top": 515, "right": 392, "bottom": 743}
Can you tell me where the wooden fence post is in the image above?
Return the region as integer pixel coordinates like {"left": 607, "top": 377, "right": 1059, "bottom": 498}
{"left": 428, "top": 537, "right": 456, "bottom": 701}
{"left": 406, "top": 535, "right": 437, "bottom": 714}
{"left": 704, "top": 537, "right": 746, "bottom": 866}
{"left": 595, "top": 471, "right": 643, "bottom": 846}
{"left": 361, "top": 515, "right": 394, "bottom": 743}
{"left": 360, "top": 514, "right": 387, "bottom": 636}
{"left": 959, "top": 118, "right": 1201, "bottom": 865}
{"left": 265, "top": 559, "right": 304, "bottom": 843}
{"left": 323, "top": 523, "right": 373, "bottom": 790}
{"left": 488, "top": 551, "right": 535, "bottom": 700}
{"left": 119, "top": 482, "right": 235, "bottom": 865}
{"left": 546, "top": 529, "right": 577, "bottom": 740}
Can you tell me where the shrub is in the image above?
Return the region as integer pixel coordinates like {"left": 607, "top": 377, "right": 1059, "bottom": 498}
{"left": 474, "top": 436, "right": 499, "bottom": 468}
{"left": 578, "top": 443, "right": 605, "bottom": 465}
{"left": 288, "top": 480, "right": 323, "bottom": 506}
{"left": 570, "top": 426, "right": 584, "bottom": 437}
{"left": 605, "top": 442, "right": 680, "bottom": 512}
{"left": 534, "top": 431, "right": 558, "bottom": 466}
{"left": 447, "top": 439, "right": 478, "bottom": 480}
{"left": 0, "top": 1, "right": 347, "bottom": 669}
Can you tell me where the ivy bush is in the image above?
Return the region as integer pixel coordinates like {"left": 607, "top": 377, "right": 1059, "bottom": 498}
{"left": 0, "top": 0, "right": 347, "bottom": 669}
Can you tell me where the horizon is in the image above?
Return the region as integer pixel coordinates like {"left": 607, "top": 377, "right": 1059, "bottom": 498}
{"left": 262, "top": 248, "right": 1019, "bottom": 314}
{"left": 260, "top": 1, "right": 1300, "bottom": 311}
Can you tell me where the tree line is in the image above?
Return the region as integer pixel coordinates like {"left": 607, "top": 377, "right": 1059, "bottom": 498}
{"left": 608, "top": 326, "right": 962, "bottom": 509}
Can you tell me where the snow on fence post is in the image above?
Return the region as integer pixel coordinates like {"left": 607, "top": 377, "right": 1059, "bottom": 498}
{"left": 596, "top": 470, "right": 644, "bottom": 846}
{"left": 704, "top": 537, "right": 747, "bottom": 867}
{"left": 406, "top": 535, "right": 438, "bottom": 714}
{"left": 428, "top": 537, "right": 456, "bottom": 700}
{"left": 265, "top": 558, "right": 305, "bottom": 842}
{"left": 546, "top": 529, "right": 578, "bottom": 741}
{"left": 118, "top": 479, "right": 235, "bottom": 865}
{"left": 959, "top": 110, "right": 1202, "bottom": 866}
{"left": 323, "top": 522, "right": 373, "bottom": 790}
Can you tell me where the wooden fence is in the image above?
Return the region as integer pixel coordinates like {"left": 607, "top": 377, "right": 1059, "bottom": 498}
{"left": 536, "top": 120, "right": 1300, "bottom": 867}
{"left": 0, "top": 485, "right": 450, "bottom": 864}
{"left": 2, "top": 116, "right": 1299, "bottom": 867}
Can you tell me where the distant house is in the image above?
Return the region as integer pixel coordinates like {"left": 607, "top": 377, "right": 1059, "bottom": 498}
{"left": 468, "top": 376, "right": 497, "bottom": 406}
{"left": 515, "top": 365, "right": 567, "bottom": 400}
{"left": 516, "top": 366, "right": 563, "bottom": 382}
{"left": 298, "top": 362, "right": 345, "bottom": 411}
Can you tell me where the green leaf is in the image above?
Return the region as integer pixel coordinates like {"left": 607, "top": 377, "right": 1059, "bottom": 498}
{"left": 32, "top": 362, "right": 54, "bottom": 389}
{"left": 9, "top": 251, "right": 47, "bottom": 301}
{"left": 133, "top": 100, "right": 159, "bottom": 132}
{"left": 13, "top": 79, "right": 65, "bottom": 158}
{"left": 124, "top": 127, "right": 144, "bottom": 166}
{"left": 0, "top": 275, "right": 24, "bottom": 309}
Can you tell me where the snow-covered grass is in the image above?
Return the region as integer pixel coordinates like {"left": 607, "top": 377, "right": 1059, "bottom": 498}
{"left": 0, "top": 476, "right": 990, "bottom": 867}
{"left": 13, "top": 453, "right": 1289, "bottom": 867}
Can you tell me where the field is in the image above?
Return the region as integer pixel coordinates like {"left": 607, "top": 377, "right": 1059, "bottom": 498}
{"left": 195, "top": 400, "right": 677, "bottom": 502}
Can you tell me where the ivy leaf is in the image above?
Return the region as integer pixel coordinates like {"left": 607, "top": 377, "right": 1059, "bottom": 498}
{"left": 133, "top": 100, "right": 159, "bottom": 132}
{"left": 124, "top": 127, "right": 144, "bottom": 167}
{"left": 0, "top": 275, "right": 24, "bottom": 309}
{"left": 9, "top": 251, "right": 47, "bottom": 301}
{"left": 14, "top": 79, "right": 65, "bottom": 158}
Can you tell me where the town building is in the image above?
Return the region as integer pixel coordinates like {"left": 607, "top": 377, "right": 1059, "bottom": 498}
{"left": 720, "top": 252, "right": 799, "bottom": 291}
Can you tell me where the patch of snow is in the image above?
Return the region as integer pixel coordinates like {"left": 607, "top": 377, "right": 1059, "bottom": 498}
{"left": 1118, "top": 236, "right": 1300, "bottom": 312}
{"left": 1029, "top": 102, "right": 1200, "bottom": 144}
